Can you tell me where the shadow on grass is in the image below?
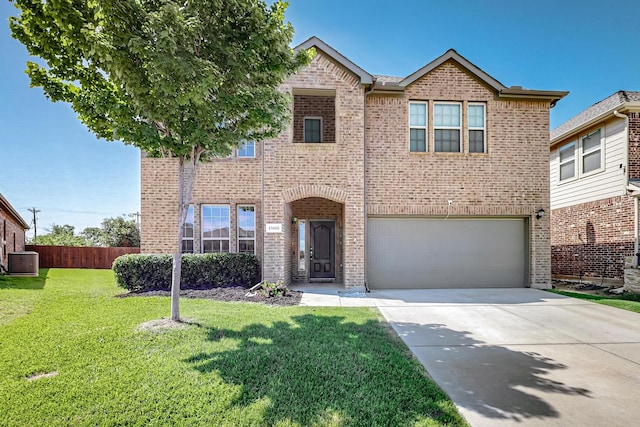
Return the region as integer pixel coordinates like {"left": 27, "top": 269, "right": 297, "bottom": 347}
{"left": 184, "top": 314, "right": 464, "bottom": 426}
{"left": 0, "top": 268, "right": 48, "bottom": 290}
{"left": 392, "top": 322, "right": 592, "bottom": 423}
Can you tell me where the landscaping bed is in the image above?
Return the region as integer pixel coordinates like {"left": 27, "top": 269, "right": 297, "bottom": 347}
{"left": 118, "top": 286, "right": 302, "bottom": 306}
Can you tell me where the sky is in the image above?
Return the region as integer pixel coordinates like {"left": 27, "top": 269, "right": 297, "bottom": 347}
{"left": 2, "top": 0, "right": 640, "bottom": 238}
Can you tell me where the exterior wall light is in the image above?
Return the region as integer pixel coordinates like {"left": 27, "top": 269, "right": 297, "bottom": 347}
{"left": 292, "top": 216, "right": 298, "bottom": 224}
{"left": 536, "top": 208, "right": 545, "bottom": 219}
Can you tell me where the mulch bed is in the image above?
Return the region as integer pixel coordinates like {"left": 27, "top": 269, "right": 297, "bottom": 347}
{"left": 117, "top": 286, "right": 302, "bottom": 306}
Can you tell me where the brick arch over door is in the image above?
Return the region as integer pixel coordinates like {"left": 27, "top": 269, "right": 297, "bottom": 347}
{"left": 282, "top": 185, "right": 348, "bottom": 204}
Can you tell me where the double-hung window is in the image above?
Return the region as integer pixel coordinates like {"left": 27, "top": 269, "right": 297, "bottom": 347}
{"left": 201, "top": 205, "right": 230, "bottom": 253}
{"left": 559, "top": 142, "right": 576, "bottom": 181}
{"left": 237, "top": 140, "right": 255, "bottom": 158}
{"left": 409, "top": 102, "right": 427, "bottom": 152}
{"left": 468, "top": 104, "right": 486, "bottom": 153}
{"left": 181, "top": 205, "right": 194, "bottom": 253}
{"left": 237, "top": 206, "right": 256, "bottom": 254}
{"left": 581, "top": 129, "right": 602, "bottom": 174}
{"left": 434, "top": 103, "right": 461, "bottom": 152}
{"left": 304, "top": 117, "right": 322, "bottom": 143}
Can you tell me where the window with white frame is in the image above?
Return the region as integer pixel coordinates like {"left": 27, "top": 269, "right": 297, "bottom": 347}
{"left": 304, "top": 117, "right": 322, "bottom": 143}
{"left": 237, "top": 205, "right": 256, "bottom": 254}
{"left": 298, "top": 220, "right": 306, "bottom": 271}
{"left": 409, "top": 102, "right": 427, "bottom": 152}
{"left": 434, "top": 103, "right": 461, "bottom": 152}
{"left": 237, "top": 140, "right": 255, "bottom": 158}
{"left": 181, "top": 205, "right": 194, "bottom": 253}
{"left": 581, "top": 129, "right": 602, "bottom": 174}
{"left": 559, "top": 141, "right": 576, "bottom": 181}
{"left": 201, "top": 205, "right": 230, "bottom": 253}
{"left": 468, "top": 103, "right": 486, "bottom": 153}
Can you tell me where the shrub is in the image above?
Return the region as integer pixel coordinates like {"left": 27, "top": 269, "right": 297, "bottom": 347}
{"left": 259, "top": 280, "right": 289, "bottom": 298}
{"left": 112, "top": 253, "right": 260, "bottom": 292}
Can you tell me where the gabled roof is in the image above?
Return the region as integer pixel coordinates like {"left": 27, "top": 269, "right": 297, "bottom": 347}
{"left": 294, "top": 36, "right": 373, "bottom": 85}
{"left": 0, "top": 193, "right": 29, "bottom": 230}
{"left": 399, "top": 49, "right": 506, "bottom": 91}
{"left": 551, "top": 91, "right": 640, "bottom": 145}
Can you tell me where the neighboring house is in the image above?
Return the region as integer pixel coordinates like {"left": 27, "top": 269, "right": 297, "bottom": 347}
{"left": 550, "top": 91, "right": 640, "bottom": 281}
{"left": 142, "top": 36, "right": 567, "bottom": 290}
{"left": 0, "top": 193, "right": 29, "bottom": 270}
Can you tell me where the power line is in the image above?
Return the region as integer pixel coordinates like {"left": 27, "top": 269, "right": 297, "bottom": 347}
{"left": 28, "top": 207, "right": 41, "bottom": 239}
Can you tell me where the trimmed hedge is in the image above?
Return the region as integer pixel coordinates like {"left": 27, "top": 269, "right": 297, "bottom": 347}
{"left": 112, "top": 253, "right": 260, "bottom": 292}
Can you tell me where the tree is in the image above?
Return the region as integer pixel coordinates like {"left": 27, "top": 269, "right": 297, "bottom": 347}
{"left": 80, "top": 227, "right": 104, "bottom": 247}
{"left": 10, "top": 0, "right": 311, "bottom": 320}
{"left": 99, "top": 216, "right": 140, "bottom": 247}
{"left": 32, "top": 224, "right": 87, "bottom": 246}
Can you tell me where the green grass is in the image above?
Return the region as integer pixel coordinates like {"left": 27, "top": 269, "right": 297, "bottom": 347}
{"left": 0, "top": 269, "right": 466, "bottom": 427}
{"left": 549, "top": 289, "right": 640, "bottom": 314}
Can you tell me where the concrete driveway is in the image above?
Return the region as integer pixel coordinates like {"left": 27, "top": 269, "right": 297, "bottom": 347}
{"left": 298, "top": 286, "right": 640, "bottom": 426}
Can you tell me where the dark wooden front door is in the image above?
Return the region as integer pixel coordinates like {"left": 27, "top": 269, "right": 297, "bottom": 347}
{"left": 310, "top": 221, "right": 335, "bottom": 279}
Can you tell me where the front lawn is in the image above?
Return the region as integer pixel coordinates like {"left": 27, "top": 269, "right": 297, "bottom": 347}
{"left": 0, "top": 269, "right": 465, "bottom": 426}
{"left": 549, "top": 289, "right": 640, "bottom": 314}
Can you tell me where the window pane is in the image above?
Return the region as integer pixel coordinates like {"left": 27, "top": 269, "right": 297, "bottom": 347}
{"left": 238, "top": 206, "right": 255, "bottom": 238}
{"left": 238, "top": 141, "right": 254, "bottom": 157}
{"left": 434, "top": 104, "right": 460, "bottom": 127}
{"left": 435, "top": 129, "right": 460, "bottom": 152}
{"left": 560, "top": 160, "right": 575, "bottom": 180}
{"left": 410, "top": 103, "right": 426, "bottom": 126}
{"left": 183, "top": 205, "right": 194, "bottom": 238}
{"left": 410, "top": 129, "right": 426, "bottom": 152}
{"left": 468, "top": 105, "right": 484, "bottom": 127}
{"left": 469, "top": 130, "right": 484, "bottom": 153}
{"left": 304, "top": 118, "right": 321, "bottom": 143}
{"left": 298, "top": 221, "right": 305, "bottom": 271}
{"left": 583, "top": 150, "right": 601, "bottom": 173}
{"left": 238, "top": 240, "right": 255, "bottom": 254}
{"left": 202, "top": 205, "right": 229, "bottom": 239}
{"left": 559, "top": 143, "right": 575, "bottom": 162}
{"left": 583, "top": 129, "right": 601, "bottom": 152}
{"left": 181, "top": 239, "right": 194, "bottom": 253}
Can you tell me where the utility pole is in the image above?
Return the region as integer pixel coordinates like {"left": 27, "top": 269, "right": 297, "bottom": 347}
{"left": 131, "top": 211, "right": 141, "bottom": 226}
{"left": 28, "top": 207, "right": 41, "bottom": 240}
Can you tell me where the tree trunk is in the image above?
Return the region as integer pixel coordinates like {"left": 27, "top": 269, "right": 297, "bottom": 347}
{"left": 170, "top": 154, "right": 200, "bottom": 321}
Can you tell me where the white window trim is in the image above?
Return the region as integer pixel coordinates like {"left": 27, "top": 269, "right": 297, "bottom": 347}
{"left": 181, "top": 204, "right": 195, "bottom": 253}
{"left": 237, "top": 140, "right": 255, "bottom": 158}
{"left": 237, "top": 205, "right": 256, "bottom": 255}
{"left": 468, "top": 103, "right": 486, "bottom": 153}
{"left": 201, "top": 204, "right": 230, "bottom": 253}
{"left": 303, "top": 116, "right": 323, "bottom": 143}
{"left": 580, "top": 128, "right": 604, "bottom": 177}
{"left": 434, "top": 102, "right": 462, "bottom": 153}
{"left": 558, "top": 141, "right": 577, "bottom": 183}
{"left": 408, "top": 101, "right": 428, "bottom": 152}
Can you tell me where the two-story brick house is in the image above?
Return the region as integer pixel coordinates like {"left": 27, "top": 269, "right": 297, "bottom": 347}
{"left": 141, "top": 37, "right": 567, "bottom": 290}
{"left": 0, "top": 193, "right": 29, "bottom": 271}
{"left": 550, "top": 91, "right": 640, "bottom": 281}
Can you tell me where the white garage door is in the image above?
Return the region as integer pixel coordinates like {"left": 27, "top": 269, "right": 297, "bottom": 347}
{"left": 367, "top": 218, "right": 528, "bottom": 289}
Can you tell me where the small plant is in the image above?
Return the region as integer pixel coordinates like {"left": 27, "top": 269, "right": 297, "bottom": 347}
{"left": 259, "top": 280, "right": 289, "bottom": 298}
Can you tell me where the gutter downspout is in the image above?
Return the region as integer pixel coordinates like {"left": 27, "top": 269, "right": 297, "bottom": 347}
{"left": 613, "top": 110, "right": 637, "bottom": 257}
{"left": 363, "top": 81, "right": 375, "bottom": 292}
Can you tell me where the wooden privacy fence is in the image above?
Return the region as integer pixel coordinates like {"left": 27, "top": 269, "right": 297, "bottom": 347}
{"left": 26, "top": 245, "right": 140, "bottom": 269}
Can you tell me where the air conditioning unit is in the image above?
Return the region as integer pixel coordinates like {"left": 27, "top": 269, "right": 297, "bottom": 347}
{"left": 8, "top": 251, "right": 39, "bottom": 276}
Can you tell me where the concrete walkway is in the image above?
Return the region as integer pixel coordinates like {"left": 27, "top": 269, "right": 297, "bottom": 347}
{"left": 294, "top": 285, "right": 640, "bottom": 427}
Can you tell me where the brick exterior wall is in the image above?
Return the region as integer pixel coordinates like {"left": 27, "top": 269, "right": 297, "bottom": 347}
{"left": 141, "top": 51, "right": 553, "bottom": 289}
{"left": 0, "top": 210, "right": 27, "bottom": 268}
{"left": 627, "top": 113, "right": 640, "bottom": 180}
{"left": 293, "top": 95, "right": 336, "bottom": 143}
{"left": 366, "top": 61, "right": 552, "bottom": 287}
{"left": 551, "top": 195, "right": 634, "bottom": 280}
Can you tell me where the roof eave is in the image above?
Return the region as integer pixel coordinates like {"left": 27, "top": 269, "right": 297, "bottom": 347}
{"left": 294, "top": 36, "right": 373, "bottom": 85}
{"left": 550, "top": 101, "right": 640, "bottom": 146}
{"left": 499, "top": 89, "right": 569, "bottom": 107}
{"left": 0, "top": 193, "right": 30, "bottom": 230}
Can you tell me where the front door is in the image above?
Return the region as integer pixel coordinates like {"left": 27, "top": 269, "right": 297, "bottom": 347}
{"left": 310, "top": 221, "right": 335, "bottom": 279}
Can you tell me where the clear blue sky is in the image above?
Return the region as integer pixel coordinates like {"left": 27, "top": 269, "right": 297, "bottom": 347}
{"left": 2, "top": 0, "right": 639, "bottom": 238}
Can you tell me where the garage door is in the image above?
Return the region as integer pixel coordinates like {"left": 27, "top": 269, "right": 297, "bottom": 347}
{"left": 367, "top": 218, "right": 528, "bottom": 289}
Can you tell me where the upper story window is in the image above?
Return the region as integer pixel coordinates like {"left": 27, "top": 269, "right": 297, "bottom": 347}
{"left": 468, "top": 104, "right": 486, "bottom": 153}
{"left": 409, "top": 102, "right": 427, "bottom": 152}
{"left": 581, "top": 129, "right": 602, "bottom": 174}
{"left": 201, "top": 205, "right": 230, "bottom": 253}
{"left": 181, "top": 205, "right": 194, "bottom": 253}
{"left": 237, "top": 205, "right": 256, "bottom": 254}
{"left": 304, "top": 117, "right": 323, "bottom": 143}
{"left": 434, "top": 103, "right": 461, "bottom": 152}
{"left": 559, "top": 141, "right": 576, "bottom": 181}
{"left": 237, "top": 140, "right": 255, "bottom": 158}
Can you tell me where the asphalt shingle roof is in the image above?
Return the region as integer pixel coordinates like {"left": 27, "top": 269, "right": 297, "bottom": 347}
{"left": 551, "top": 91, "right": 640, "bottom": 141}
